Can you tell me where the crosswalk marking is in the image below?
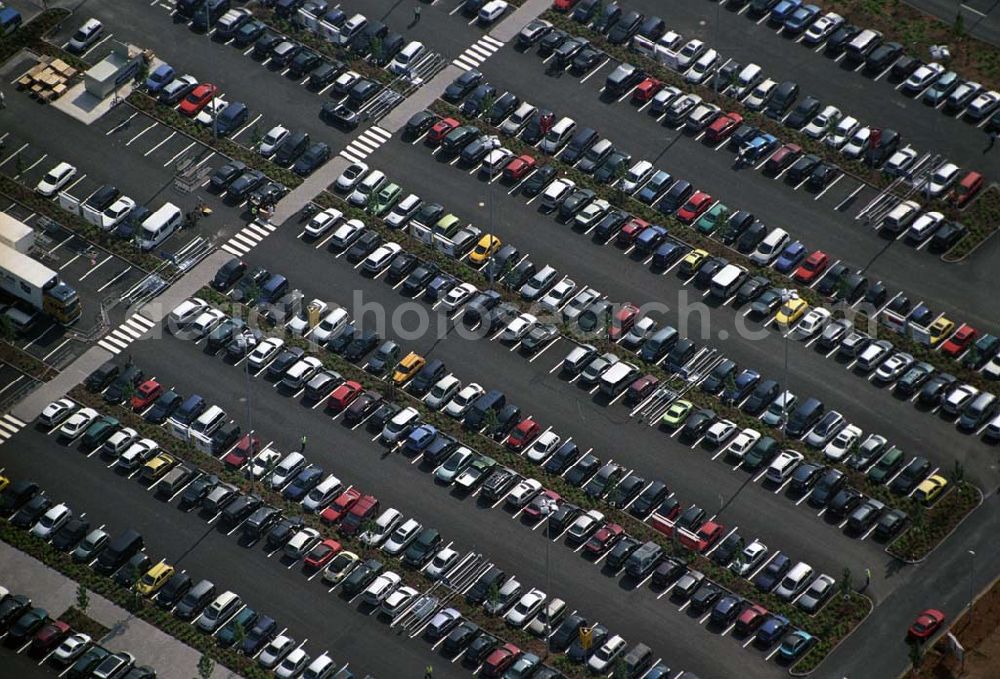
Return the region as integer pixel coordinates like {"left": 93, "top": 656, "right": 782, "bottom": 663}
{"left": 451, "top": 35, "right": 505, "bottom": 70}
{"left": 0, "top": 414, "right": 25, "bottom": 442}
{"left": 338, "top": 126, "right": 392, "bottom": 164}
{"left": 221, "top": 219, "right": 277, "bottom": 256}
{"left": 97, "top": 312, "right": 155, "bottom": 356}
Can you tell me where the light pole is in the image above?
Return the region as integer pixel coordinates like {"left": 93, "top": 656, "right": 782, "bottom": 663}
{"left": 779, "top": 289, "right": 792, "bottom": 442}
{"left": 968, "top": 549, "right": 976, "bottom": 625}
{"left": 241, "top": 328, "right": 255, "bottom": 491}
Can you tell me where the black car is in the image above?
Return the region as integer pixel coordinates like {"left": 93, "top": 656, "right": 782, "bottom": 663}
{"left": 234, "top": 19, "right": 266, "bottom": 47}
{"left": 548, "top": 503, "right": 581, "bottom": 535}
{"left": 825, "top": 24, "right": 861, "bottom": 54}
{"left": 289, "top": 49, "right": 321, "bottom": 78}
{"left": 808, "top": 469, "right": 846, "bottom": 507}
{"left": 103, "top": 365, "right": 144, "bottom": 404}
{"left": 212, "top": 257, "right": 247, "bottom": 290}
{"left": 341, "top": 559, "right": 385, "bottom": 595}
{"left": 790, "top": 462, "right": 825, "bottom": 494}
{"left": 682, "top": 409, "right": 717, "bottom": 439}
{"left": 461, "top": 83, "right": 498, "bottom": 117}
{"left": 606, "top": 536, "right": 641, "bottom": 571}
{"left": 565, "top": 453, "right": 600, "bottom": 487}
{"left": 594, "top": 151, "right": 631, "bottom": 184}
{"left": 292, "top": 142, "right": 331, "bottom": 176}
{"left": 689, "top": 582, "right": 723, "bottom": 613}
{"left": 404, "top": 110, "right": 440, "bottom": 138}
{"left": 828, "top": 487, "right": 864, "bottom": 518}
{"left": 929, "top": 221, "right": 967, "bottom": 253}
{"left": 865, "top": 41, "right": 903, "bottom": 74}
{"left": 784, "top": 95, "right": 821, "bottom": 129}
{"left": 226, "top": 169, "right": 267, "bottom": 201}
{"left": 550, "top": 614, "right": 586, "bottom": 652}
{"left": 538, "top": 28, "right": 569, "bottom": 55}
{"left": 155, "top": 572, "right": 192, "bottom": 609}
{"left": 401, "top": 262, "right": 440, "bottom": 297}
{"left": 629, "top": 480, "right": 669, "bottom": 518}
{"left": 52, "top": 517, "right": 90, "bottom": 551}
{"left": 571, "top": 45, "right": 603, "bottom": 73}
{"left": 386, "top": 253, "right": 419, "bottom": 283}
{"left": 253, "top": 32, "right": 283, "bottom": 60}
{"left": 808, "top": 163, "right": 839, "bottom": 190}
{"left": 179, "top": 474, "right": 219, "bottom": 510}
{"left": 320, "top": 101, "right": 359, "bottom": 130}
{"left": 443, "top": 69, "right": 483, "bottom": 102}
{"left": 283, "top": 466, "right": 324, "bottom": 502}
{"left": 346, "top": 231, "right": 382, "bottom": 264}
{"left": 0, "top": 480, "right": 40, "bottom": 516}
{"left": 701, "top": 359, "right": 736, "bottom": 395}
{"left": 344, "top": 331, "right": 380, "bottom": 362}
{"left": 443, "top": 621, "right": 479, "bottom": 655}
{"left": 754, "top": 553, "right": 791, "bottom": 591}
{"left": 145, "top": 390, "right": 182, "bottom": 424}
{"left": 521, "top": 109, "right": 556, "bottom": 144}
{"left": 465, "top": 633, "right": 500, "bottom": 665}
{"left": 890, "top": 456, "right": 931, "bottom": 494}
{"left": 267, "top": 347, "right": 305, "bottom": 378}
{"left": 584, "top": 462, "right": 623, "bottom": 499}
{"left": 608, "top": 474, "right": 645, "bottom": 508}
{"left": 85, "top": 361, "right": 119, "bottom": 392}
{"left": 786, "top": 154, "right": 821, "bottom": 183}
{"left": 11, "top": 494, "right": 52, "bottom": 528}
{"left": 484, "top": 92, "right": 520, "bottom": 125}
{"left": 306, "top": 60, "right": 344, "bottom": 90}
{"left": 521, "top": 165, "right": 557, "bottom": 196}
{"left": 482, "top": 467, "right": 519, "bottom": 500}
{"left": 712, "top": 532, "right": 744, "bottom": 566}
{"left": 874, "top": 508, "right": 908, "bottom": 540}
{"left": 816, "top": 262, "right": 850, "bottom": 297}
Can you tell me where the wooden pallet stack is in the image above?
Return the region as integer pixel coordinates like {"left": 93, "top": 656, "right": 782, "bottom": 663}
{"left": 15, "top": 58, "right": 78, "bottom": 103}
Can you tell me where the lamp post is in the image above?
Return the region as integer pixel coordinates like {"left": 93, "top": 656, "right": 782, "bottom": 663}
{"left": 968, "top": 549, "right": 976, "bottom": 625}
{"left": 779, "top": 289, "right": 792, "bottom": 442}
{"left": 241, "top": 328, "right": 255, "bottom": 491}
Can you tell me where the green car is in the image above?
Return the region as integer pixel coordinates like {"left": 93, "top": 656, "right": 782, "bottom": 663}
{"left": 67, "top": 645, "right": 111, "bottom": 679}
{"left": 695, "top": 202, "right": 728, "bottom": 234}
{"left": 80, "top": 416, "right": 120, "bottom": 449}
{"left": 434, "top": 213, "right": 462, "bottom": 238}
{"left": 660, "top": 399, "right": 693, "bottom": 428}
{"left": 216, "top": 607, "right": 257, "bottom": 647}
{"left": 372, "top": 182, "right": 402, "bottom": 216}
{"left": 867, "top": 446, "right": 904, "bottom": 484}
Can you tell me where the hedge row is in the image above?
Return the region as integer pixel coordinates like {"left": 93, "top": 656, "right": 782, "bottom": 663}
{"left": 0, "top": 8, "right": 71, "bottom": 65}
{"left": 189, "top": 285, "right": 872, "bottom": 671}
{"left": 888, "top": 480, "right": 981, "bottom": 561}
{"left": 944, "top": 184, "right": 1000, "bottom": 260}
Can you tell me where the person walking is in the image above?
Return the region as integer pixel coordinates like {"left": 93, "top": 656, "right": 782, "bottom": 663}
{"left": 424, "top": 665, "right": 433, "bottom": 679}
{"left": 864, "top": 567, "right": 871, "bottom": 590}
{"left": 986, "top": 130, "right": 998, "bottom": 153}
{"left": 414, "top": 5, "right": 421, "bottom": 23}
{"left": 0, "top": 90, "right": 6, "bottom": 109}
{"left": 300, "top": 434, "right": 307, "bottom": 452}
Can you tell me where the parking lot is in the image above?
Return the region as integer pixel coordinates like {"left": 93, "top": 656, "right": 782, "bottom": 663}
{"left": 2, "top": 1, "right": 1000, "bottom": 678}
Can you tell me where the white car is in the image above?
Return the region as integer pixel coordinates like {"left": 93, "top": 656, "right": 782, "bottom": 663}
{"left": 795, "top": 308, "right": 832, "bottom": 338}
{"left": 903, "top": 62, "right": 945, "bottom": 93}
{"left": 248, "top": 337, "right": 284, "bottom": 371}
{"left": 885, "top": 146, "right": 918, "bottom": 177}
{"left": 383, "top": 518, "right": 423, "bottom": 555}
{"left": 248, "top": 449, "right": 282, "bottom": 480}
{"left": 116, "top": 439, "right": 159, "bottom": 471}
{"left": 732, "top": 539, "right": 768, "bottom": 576}
{"left": 966, "top": 90, "right": 1000, "bottom": 120}
{"left": 500, "top": 102, "right": 537, "bottom": 136}
{"left": 302, "top": 654, "right": 336, "bottom": 679}
{"left": 567, "top": 509, "right": 604, "bottom": 542}
{"left": 506, "top": 478, "right": 543, "bottom": 507}
{"left": 189, "top": 308, "right": 226, "bottom": 337}
{"left": 573, "top": 199, "right": 610, "bottom": 229}
{"left": 907, "top": 211, "right": 945, "bottom": 242}
{"left": 478, "top": 0, "right": 509, "bottom": 23}
{"left": 541, "top": 178, "right": 576, "bottom": 210}
{"left": 58, "top": 407, "right": 98, "bottom": 439}
{"left": 726, "top": 428, "right": 761, "bottom": 459}
{"left": 259, "top": 125, "right": 290, "bottom": 157}
{"left": 67, "top": 18, "right": 103, "bottom": 53}
{"left": 363, "top": 571, "right": 402, "bottom": 605}
{"left": 52, "top": 633, "right": 91, "bottom": 664}
{"left": 304, "top": 208, "right": 343, "bottom": 238}
{"left": 704, "top": 419, "right": 737, "bottom": 446}
{"left": 258, "top": 634, "right": 296, "bottom": 670}
{"left": 651, "top": 85, "right": 683, "bottom": 111}
{"left": 275, "top": 648, "right": 311, "bottom": 679}
{"left": 100, "top": 196, "right": 136, "bottom": 229}
{"left": 282, "top": 356, "right": 323, "bottom": 390}
{"left": 526, "top": 432, "right": 560, "bottom": 463}
{"left": 329, "top": 219, "right": 365, "bottom": 249}
{"left": 384, "top": 193, "right": 422, "bottom": 229}
{"left": 481, "top": 148, "right": 515, "bottom": 176}
{"left": 841, "top": 127, "right": 870, "bottom": 159}
{"left": 437, "top": 448, "right": 474, "bottom": 484}
{"left": 425, "top": 375, "right": 462, "bottom": 410}
{"left": 335, "top": 162, "right": 368, "bottom": 192}
{"left": 505, "top": 588, "right": 546, "bottom": 628}
{"left": 363, "top": 243, "right": 403, "bottom": 274}
{"left": 31, "top": 503, "right": 72, "bottom": 539}
{"left": 804, "top": 12, "right": 844, "bottom": 43}
{"left": 539, "top": 278, "right": 577, "bottom": 312}
{"left": 334, "top": 69, "right": 361, "bottom": 94}
{"left": 35, "top": 162, "right": 78, "bottom": 196}
{"left": 102, "top": 427, "right": 138, "bottom": 457}
{"left": 39, "top": 398, "right": 77, "bottom": 427}
{"left": 675, "top": 39, "right": 706, "bottom": 70}
{"left": 685, "top": 48, "right": 719, "bottom": 84}
{"left": 943, "top": 384, "right": 978, "bottom": 415}
{"left": 285, "top": 527, "right": 321, "bottom": 559}
{"left": 803, "top": 105, "right": 842, "bottom": 139}
{"left": 195, "top": 98, "right": 228, "bottom": 126}
{"left": 444, "top": 383, "right": 484, "bottom": 418}
{"left": 825, "top": 116, "right": 860, "bottom": 149}
{"left": 926, "top": 163, "right": 960, "bottom": 198}
{"left": 425, "top": 547, "right": 459, "bottom": 580}
{"left": 619, "top": 160, "right": 654, "bottom": 193}
{"left": 824, "top": 424, "right": 862, "bottom": 461}
{"left": 388, "top": 40, "right": 426, "bottom": 76}
{"left": 588, "top": 635, "right": 627, "bottom": 674}
{"left": 441, "top": 283, "right": 478, "bottom": 311}
{"left": 502, "top": 313, "right": 538, "bottom": 342}
{"left": 167, "top": 297, "right": 208, "bottom": 327}
{"left": 744, "top": 78, "right": 777, "bottom": 111}
{"left": 381, "top": 585, "right": 419, "bottom": 617}
{"left": 982, "top": 354, "right": 1000, "bottom": 380}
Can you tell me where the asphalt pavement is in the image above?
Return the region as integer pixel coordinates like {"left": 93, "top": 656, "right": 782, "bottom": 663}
{"left": 907, "top": 0, "right": 1000, "bottom": 46}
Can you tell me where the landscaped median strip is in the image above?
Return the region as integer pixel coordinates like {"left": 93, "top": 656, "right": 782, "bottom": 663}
{"left": 942, "top": 184, "right": 1000, "bottom": 260}
{"left": 190, "top": 286, "right": 872, "bottom": 673}
{"left": 0, "top": 341, "right": 58, "bottom": 382}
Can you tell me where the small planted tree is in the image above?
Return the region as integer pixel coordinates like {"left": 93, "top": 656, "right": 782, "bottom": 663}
{"left": 841, "top": 566, "right": 853, "bottom": 599}
{"left": 197, "top": 653, "right": 214, "bottom": 679}
{"left": 75, "top": 583, "right": 90, "bottom": 615}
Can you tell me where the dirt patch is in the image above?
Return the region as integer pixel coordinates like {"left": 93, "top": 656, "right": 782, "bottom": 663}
{"left": 58, "top": 606, "right": 110, "bottom": 642}
{"left": 911, "top": 576, "right": 1000, "bottom": 678}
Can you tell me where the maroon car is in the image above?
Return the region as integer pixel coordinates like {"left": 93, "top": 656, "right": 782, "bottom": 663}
{"left": 764, "top": 143, "right": 802, "bottom": 174}
{"left": 30, "top": 620, "right": 71, "bottom": 655}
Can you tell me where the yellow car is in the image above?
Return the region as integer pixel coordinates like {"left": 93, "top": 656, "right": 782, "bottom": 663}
{"left": 136, "top": 561, "right": 175, "bottom": 596}
{"left": 775, "top": 296, "right": 809, "bottom": 326}
{"left": 914, "top": 475, "right": 948, "bottom": 505}
{"left": 679, "top": 249, "right": 709, "bottom": 277}
{"left": 0, "top": 475, "right": 9, "bottom": 494}
{"left": 929, "top": 316, "right": 955, "bottom": 346}
{"left": 468, "top": 234, "right": 501, "bottom": 265}
{"left": 392, "top": 352, "right": 426, "bottom": 386}
{"left": 141, "top": 453, "right": 177, "bottom": 482}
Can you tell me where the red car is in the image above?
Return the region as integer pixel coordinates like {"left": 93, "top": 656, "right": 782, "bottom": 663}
{"left": 304, "top": 538, "right": 342, "bottom": 570}
{"left": 552, "top": 0, "right": 579, "bottom": 10}
{"left": 908, "top": 609, "right": 945, "bottom": 640}
{"left": 130, "top": 379, "right": 162, "bottom": 411}
{"left": 616, "top": 218, "right": 649, "bottom": 246}
{"left": 705, "top": 112, "right": 743, "bottom": 143}
{"left": 941, "top": 324, "right": 977, "bottom": 357}
{"left": 735, "top": 604, "right": 769, "bottom": 635}
{"left": 680, "top": 520, "right": 724, "bottom": 552}
{"left": 30, "top": 620, "right": 70, "bottom": 655}
{"left": 632, "top": 77, "right": 663, "bottom": 103}
{"left": 764, "top": 143, "right": 802, "bottom": 174}
{"left": 609, "top": 303, "right": 639, "bottom": 341}
{"left": 676, "top": 191, "right": 713, "bottom": 224}
{"left": 949, "top": 170, "right": 983, "bottom": 207}
{"left": 482, "top": 643, "right": 521, "bottom": 677}
{"left": 328, "top": 380, "right": 362, "bottom": 411}
{"left": 506, "top": 417, "right": 540, "bottom": 451}
{"left": 320, "top": 488, "right": 361, "bottom": 525}
{"left": 222, "top": 433, "right": 261, "bottom": 469}
{"left": 503, "top": 155, "right": 537, "bottom": 181}
{"left": 627, "top": 374, "right": 659, "bottom": 403}
{"left": 523, "top": 489, "right": 561, "bottom": 521}
{"left": 178, "top": 83, "right": 218, "bottom": 116}
{"left": 584, "top": 522, "right": 624, "bottom": 555}
{"left": 792, "top": 250, "right": 830, "bottom": 284}
{"left": 428, "top": 117, "right": 459, "bottom": 144}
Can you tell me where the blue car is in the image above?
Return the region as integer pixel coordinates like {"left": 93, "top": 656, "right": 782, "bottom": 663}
{"left": 784, "top": 4, "right": 820, "bottom": 33}
{"left": 722, "top": 369, "right": 761, "bottom": 405}
{"left": 146, "top": 63, "right": 175, "bottom": 93}
{"left": 770, "top": 0, "right": 803, "bottom": 23}
{"left": 739, "top": 133, "right": 779, "bottom": 164}
{"left": 635, "top": 225, "right": 669, "bottom": 254}
{"left": 652, "top": 241, "right": 688, "bottom": 269}
{"left": 779, "top": 629, "right": 814, "bottom": 660}
{"left": 756, "top": 614, "right": 790, "bottom": 647}
{"left": 773, "top": 241, "right": 808, "bottom": 273}
{"left": 636, "top": 171, "right": 673, "bottom": 205}
{"left": 405, "top": 424, "right": 438, "bottom": 454}
{"left": 644, "top": 665, "right": 673, "bottom": 679}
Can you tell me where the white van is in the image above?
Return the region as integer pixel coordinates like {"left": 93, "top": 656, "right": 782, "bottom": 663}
{"left": 599, "top": 361, "right": 640, "bottom": 397}
{"left": 732, "top": 63, "right": 763, "bottom": 98}
{"left": 337, "top": 13, "right": 368, "bottom": 45}
{"left": 881, "top": 200, "right": 920, "bottom": 234}
{"left": 361, "top": 507, "right": 403, "bottom": 546}
{"left": 775, "top": 561, "right": 814, "bottom": 600}
{"left": 751, "top": 227, "right": 789, "bottom": 265}
{"left": 312, "top": 308, "right": 349, "bottom": 343}
{"left": 539, "top": 116, "right": 577, "bottom": 154}
{"left": 270, "top": 451, "right": 306, "bottom": 489}
{"left": 710, "top": 264, "right": 748, "bottom": 300}
{"left": 389, "top": 40, "right": 426, "bottom": 75}
{"left": 138, "top": 202, "right": 183, "bottom": 251}
{"left": 196, "top": 591, "right": 242, "bottom": 632}
{"left": 348, "top": 169, "right": 387, "bottom": 207}
{"left": 189, "top": 405, "right": 226, "bottom": 439}
{"left": 303, "top": 474, "right": 343, "bottom": 512}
